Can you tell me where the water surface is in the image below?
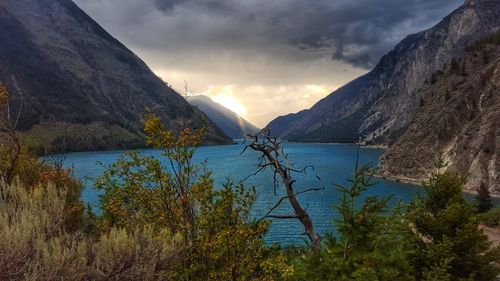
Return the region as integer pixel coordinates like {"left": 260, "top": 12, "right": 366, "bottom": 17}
{"left": 63, "top": 142, "right": 422, "bottom": 245}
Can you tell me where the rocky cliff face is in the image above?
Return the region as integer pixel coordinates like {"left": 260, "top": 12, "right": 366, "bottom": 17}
{"left": 267, "top": 0, "right": 500, "bottom": 145}
{"left": 0, "top": 0, "right": 232, "bottom": 152}
{"left": 380, "top": 41, "right": 500, "bottom": 194}
{"left": 188, "top": 95, "right": 260, "bottom": 139}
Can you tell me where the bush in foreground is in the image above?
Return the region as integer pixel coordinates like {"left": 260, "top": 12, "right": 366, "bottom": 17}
{"left": 0, "top": 180, "right": 183, "bottom": 281}
{"left": 95, "top": 115, "right": 271, "bottom": 280}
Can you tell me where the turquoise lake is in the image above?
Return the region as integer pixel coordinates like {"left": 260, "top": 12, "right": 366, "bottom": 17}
{"left": 62, "top": 142, "right": 426, "bottom": 245}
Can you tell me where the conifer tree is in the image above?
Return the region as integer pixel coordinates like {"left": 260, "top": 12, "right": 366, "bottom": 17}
{"left": 286, "top": 167, "right": 414, "bottom": 281}
{"left": 476, "top": 182, "right": 493, "bottom": 213}
{"left": 409, "top": 157, "right": 500, "bottom": 281}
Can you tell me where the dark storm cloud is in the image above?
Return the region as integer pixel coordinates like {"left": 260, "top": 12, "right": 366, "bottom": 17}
{"left": 76, "top": 0, "right": 463, "bottom": 69}
{"left": 153, "top": 0, "right": 235, "bottom": 14}
{"left": 74, "top": 0, "right": 464, "bottom": 126}
{"left": 279, "top": 0, "right": 463, "bottom": 68}
{"left": 144, "top": 0, "right": 462, "bottom": 68}
{"left": 153, "top": 0, "right": 186, "bottom": 12}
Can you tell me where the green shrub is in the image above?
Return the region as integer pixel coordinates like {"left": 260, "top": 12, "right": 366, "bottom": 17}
{"left": 478, "top": 207, "right": 500, "bottom": 226}
{"left": 0, "top": 83, "right": 84, "bottom": 232}
{"left": 284, "top": 168, "right": 414, "bottom": 281}
{"left": 0, "top": 180, "right": 71, "bottom": 280}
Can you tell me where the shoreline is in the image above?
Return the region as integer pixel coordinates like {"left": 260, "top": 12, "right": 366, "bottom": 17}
{"left": 283, "top": 140, "right": 388, "bottom": 149}
{"left": 363, "top": 144, "right": 389, "bottom": 150}
{"left": 38, "top": 140, "right": 238, "bottom": 157}
{"left": 373, "top": 172, "right": 500, "bottom": 199}
{"left": 283, "top": 141, "right": 500, "bottom": 198}
{"left": 372, "top": 173, "right": 423, "bottom": 187}
{"left": 45, "top": 140, "right": 500, "bottom": 199}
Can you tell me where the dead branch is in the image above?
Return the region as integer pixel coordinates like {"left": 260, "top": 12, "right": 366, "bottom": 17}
{"left": 242, "top": 128, "right": 323, "bottom": 248}
{"left": 266, "top": 214, "right": 299, "bottom": 219}
{"left": 258, "top": 187, "right": 323, "bottom": 222}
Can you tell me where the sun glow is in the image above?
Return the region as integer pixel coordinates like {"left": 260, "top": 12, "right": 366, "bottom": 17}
{"left": 212, "top": 94, "right": 247, "bottom": 117}
{"left": 201, "top": 85, "right": 248, "bottom": 117}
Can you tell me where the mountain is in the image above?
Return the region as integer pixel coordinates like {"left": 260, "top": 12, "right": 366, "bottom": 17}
{"left": 267, "top": 0, "right": 500, "bottom": 145}
{"left": 0, "top": 0, "right": 232, "bottom": 153}
{"left": 379, "top": 37, "right": 500, "bottom": 193}
{"left": 187, "top": 95, "right": 260, "bottom": 139}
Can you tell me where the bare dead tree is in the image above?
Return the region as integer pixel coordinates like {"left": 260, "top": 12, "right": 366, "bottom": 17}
{"left": 183, "top": 80, "right": 189, "bottom": 100}
{"left": 45, "top": 121, "right": 71, "bottom": 172}
{"left": 0, "top": 83, "right": 23, "bottom": 185}
{"left": 241, "top": 128, "right": 323, "bottom": 248}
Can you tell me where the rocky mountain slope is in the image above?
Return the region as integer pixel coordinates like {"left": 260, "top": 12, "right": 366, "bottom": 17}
{"left": 379, "top": 39, "right": 500, "bottom": 194}
{"left": 187, "top": 95, "right": 260, "bottom": 139}
{"left": 0, "top": 0, "right": 232, "bottom": 153}
{"left": 267, "top": 0, "right": 500, "bottom": 145}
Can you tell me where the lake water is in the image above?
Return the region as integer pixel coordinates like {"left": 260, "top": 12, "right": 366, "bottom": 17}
{"left": 62, "top": 142, "right": 424, "bottom": 245}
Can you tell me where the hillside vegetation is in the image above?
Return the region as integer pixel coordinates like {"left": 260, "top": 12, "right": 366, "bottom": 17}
{"left": 0, "top": 0, "right": 232, "bottom": 153}
{"left": 380, "top": 33, "right": 500, "bottom": 194}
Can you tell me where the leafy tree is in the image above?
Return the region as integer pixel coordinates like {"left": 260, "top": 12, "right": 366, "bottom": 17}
{"left": 475, "top": 182, "right": 493, "bottom": 213}
{"left": 285, "top": 168, "right": 414, "bottom": 281}
{"left": 408, "top": 157, "right": 500, "bottom": 281}
{"left": 96, "top": 114, "right": 270, "bottom": 280}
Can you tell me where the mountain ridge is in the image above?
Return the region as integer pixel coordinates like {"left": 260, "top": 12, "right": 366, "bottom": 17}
{"left": 380, "top": 39, "right": 500, "bottom": 194}
{"left": 0, "top": 0, "right": 232, "bottom": 153}
{"left": 267, "top": 0, "right": 500, "bottom": 145}
{"left": 187, "top": 95, "right": 260, "bottom": 139}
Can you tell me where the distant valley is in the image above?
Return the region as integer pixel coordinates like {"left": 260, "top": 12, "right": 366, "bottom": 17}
{"left": 187, "top": 95, "right": 260, "bottom": 139}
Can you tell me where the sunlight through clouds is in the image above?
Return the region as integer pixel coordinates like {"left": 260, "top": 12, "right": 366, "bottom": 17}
{"left": 207, "top": 86, "right": 248, "bottom": 118}
{"left": 154, "top": 69, "right": 339, "bottom": 127}
{"left": 200, "top": 84, "right": 335, "bottom": 127}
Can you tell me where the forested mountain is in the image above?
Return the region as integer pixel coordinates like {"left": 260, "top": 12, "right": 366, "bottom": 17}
{"left": 0, "top": 0, "right": 232, "bottom": 152}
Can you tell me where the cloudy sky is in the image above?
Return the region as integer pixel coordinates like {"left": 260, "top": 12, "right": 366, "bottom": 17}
{"left": 74, "top": 0, "right": 463, "bottom": 127}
